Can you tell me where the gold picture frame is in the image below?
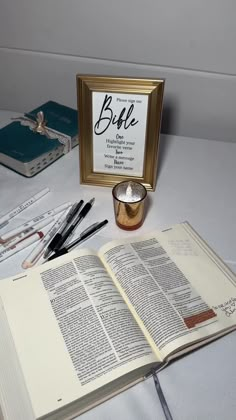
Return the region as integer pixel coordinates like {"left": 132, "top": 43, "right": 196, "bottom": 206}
{"left": 76, "top": 75, "right": 165, "bottom": 191}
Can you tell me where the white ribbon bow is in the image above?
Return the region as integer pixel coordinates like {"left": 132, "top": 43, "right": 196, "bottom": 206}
{"left": 12, "top": 111, "right": 72, "bottom": 154}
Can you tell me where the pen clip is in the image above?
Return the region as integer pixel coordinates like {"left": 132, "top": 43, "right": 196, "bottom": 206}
{"left": 66, "top": 203, "right": 77, "bottom": 220}
{"left": 80, "top": 223, "right": 99, "bottom": 237}
{"left": 66, "top": 201, "right": 84, "bottom": 222}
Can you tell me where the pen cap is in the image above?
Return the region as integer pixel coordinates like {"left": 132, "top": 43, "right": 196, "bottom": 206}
{"left": 78, "top": 198, "right": 95, "bottom": 218}
{"left": 48, "top": 233, "right": 61, "bottom": 250}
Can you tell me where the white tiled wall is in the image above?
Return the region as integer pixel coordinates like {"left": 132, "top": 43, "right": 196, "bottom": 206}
{"left": 0, "top": 0, "right": 235, "bottom": 141}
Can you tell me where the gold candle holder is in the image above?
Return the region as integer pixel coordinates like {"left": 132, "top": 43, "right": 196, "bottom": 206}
{"left": 112, "top": 180, "right": 147, "bottom": 230}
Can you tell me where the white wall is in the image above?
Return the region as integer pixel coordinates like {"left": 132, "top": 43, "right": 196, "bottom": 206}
{"left": 0, "top": 0, "right": 235, "bottom": 141}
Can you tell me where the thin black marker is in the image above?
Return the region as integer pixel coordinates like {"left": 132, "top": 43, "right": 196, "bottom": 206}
{"left": 54, "top": 198, "right": 95, "bottom": 251}
{"left": 47, "top": 219, "right": 108, "bottom": 261}
{"left": 43, "top": 200, "right": 84, "bottom": 258}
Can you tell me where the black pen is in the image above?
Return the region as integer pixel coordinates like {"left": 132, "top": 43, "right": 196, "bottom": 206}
{"left": 47, "top": 219, "right": 108, "bottom": 261}
{"left": 151, "top": 369, "right": 173, "bottom": 420}
{"left": 54, "top": 198, "right": 95, "bottom": 251}
{"left": 43, "top": 200, "right": 84, "bottom": 258}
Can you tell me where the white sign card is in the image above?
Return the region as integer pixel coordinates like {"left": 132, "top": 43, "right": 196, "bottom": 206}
{"left": 92, "top": 92, "right": 148, "bottom": 177}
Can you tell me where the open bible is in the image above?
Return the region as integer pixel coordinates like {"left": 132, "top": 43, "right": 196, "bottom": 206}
{"left": 0, "top": 222, "right": 236, "bottom": 420}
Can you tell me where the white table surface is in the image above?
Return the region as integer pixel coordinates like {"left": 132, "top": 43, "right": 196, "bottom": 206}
{"left": 1, "top": 111, "right": 236, "bottom": 420}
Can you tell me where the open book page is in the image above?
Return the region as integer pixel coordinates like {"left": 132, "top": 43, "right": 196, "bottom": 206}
{"left": 0, "top": 300, "right": 36, "bottom": 420}
{"left": 0, "top": 249, "right": 157, "bottom": 419}
{"left": 100, "top": 222, "right": 236, "bottom": 361}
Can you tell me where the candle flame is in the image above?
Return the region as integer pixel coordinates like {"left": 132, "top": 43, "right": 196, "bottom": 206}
{"left": 126, "top": 182, "right": 133, "bottom": 198}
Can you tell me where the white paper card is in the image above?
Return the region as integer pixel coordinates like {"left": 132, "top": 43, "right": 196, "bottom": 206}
{"left": 92, "top": 92, "right": 148, "bottom": 177}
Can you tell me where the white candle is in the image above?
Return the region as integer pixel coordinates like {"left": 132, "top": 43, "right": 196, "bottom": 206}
{"left": 114, "top": 181, "right": 146, "bottom": 203}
